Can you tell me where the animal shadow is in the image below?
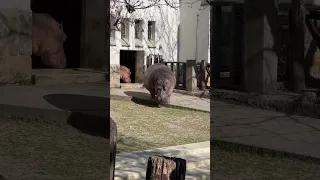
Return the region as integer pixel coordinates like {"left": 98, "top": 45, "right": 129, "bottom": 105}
{"left": 123, "top": 91, "right": 159, "bottom": 107}
{"left": 43, "top": 94, "right": 109, "bottom": 139}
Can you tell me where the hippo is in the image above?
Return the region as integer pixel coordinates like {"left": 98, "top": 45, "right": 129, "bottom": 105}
{"left": 144, "top": 63, "right": 176, "bottom": 105}
{"left": 120, "top": 66, "right": 131, "bottom": 83}
{"left": 32, "top": 13, "right": 67, "bottom": 69}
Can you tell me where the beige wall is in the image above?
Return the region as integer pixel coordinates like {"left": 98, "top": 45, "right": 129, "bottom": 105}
{"left": 179, "top": 0, "right": 210, "bottom": 63}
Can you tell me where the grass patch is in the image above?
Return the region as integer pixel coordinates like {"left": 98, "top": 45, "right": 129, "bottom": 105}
{"left": 110, "top": 99, "right": 210, "bottom": 152}
{"left": 0, "top": 115, "right": 108, "bottom": 180}
{"left": 212, "top": 147, "right": 320, "bottom": 180}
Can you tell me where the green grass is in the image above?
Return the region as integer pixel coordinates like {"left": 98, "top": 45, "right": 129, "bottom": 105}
{"left": 212, "top": 147, "right": 320, "bottom": 180}
{"left": 110, "top": 99, "right": 210, "bottom": 152}
{"left": 0, "top": 115, "right": 108, "bottom": 180}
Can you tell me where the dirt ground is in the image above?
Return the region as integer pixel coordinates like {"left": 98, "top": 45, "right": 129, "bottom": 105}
{"left": 0, "top": 114, "right": 108, "bottom": 180}
{"left": 110, "top": 99, "right": 210, "bottom": 152}
{"left": 212, "top": 147, "right": 320, "bottom": 180}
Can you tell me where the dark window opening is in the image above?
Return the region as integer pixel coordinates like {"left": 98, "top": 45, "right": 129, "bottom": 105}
{"left": 31, "top": 0, "right": 82, "bottom": 69}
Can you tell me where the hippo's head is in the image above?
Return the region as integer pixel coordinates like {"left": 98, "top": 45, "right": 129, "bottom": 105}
{"left": 121, "top": 73, "right": 131, "bottom": 83}
{"left": 40, "top": 21, "right": 67, "bottom": 69}
{"left": 154, "top": 78, "right": 171, "bottom": 105}
{"left": 41, "top": 34, "right": 67, "bottom": 69}
{"left": 120, "top": 66, "right": 131, "bottom": 83}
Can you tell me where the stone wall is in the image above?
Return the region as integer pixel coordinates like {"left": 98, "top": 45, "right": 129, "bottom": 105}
{"left": 110, "top": 64, "right": 120, "bottom": 87}
{"left": 0, "top": 3, "right": 32, "bottom": 84}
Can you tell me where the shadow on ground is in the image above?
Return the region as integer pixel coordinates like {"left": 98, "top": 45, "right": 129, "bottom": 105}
{"left": 123, "top": 91, "right": 158, "bottom": 107}
{"left": 43, "top": 94, "right": 109, "bottom": 139}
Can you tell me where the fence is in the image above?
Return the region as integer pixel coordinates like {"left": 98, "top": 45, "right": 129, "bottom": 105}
{"left": 146, "top": 55, "right": 210, "bottom": 90}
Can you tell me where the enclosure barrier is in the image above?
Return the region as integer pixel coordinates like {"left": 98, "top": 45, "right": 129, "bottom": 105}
{"left": 146, "top": 55, "right": 210, "bottom": 91}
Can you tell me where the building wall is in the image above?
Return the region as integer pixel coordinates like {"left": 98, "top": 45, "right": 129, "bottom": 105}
{"left": 110, "top": 0, "right": 180, "bottom": 87}
{"left": 0, "top": 0, "right": 32, "bottom": 84}
{"left": 179, "top": 0, "right": 210, "bottom": 63}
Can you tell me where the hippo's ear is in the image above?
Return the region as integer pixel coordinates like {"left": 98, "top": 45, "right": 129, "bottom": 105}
{"left": 58, "top": 22, "right": 64, "bottom": 30}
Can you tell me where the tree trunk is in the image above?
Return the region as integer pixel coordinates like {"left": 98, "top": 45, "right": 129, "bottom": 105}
{"left": 289, "top": 0, "right": 306, "bottom": 91}
{"left": 145, "top": 156, "right": 187, "bottom": 180}
{"left": 110, "top": 118, "right": 117, "bottom": 180}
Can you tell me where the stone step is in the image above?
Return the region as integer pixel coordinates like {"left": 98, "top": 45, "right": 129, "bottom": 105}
{"left": 31, "top": 69, "right": 107, "bottom": 85}
{"left": 114, "top": 141, "right": 210, "bottom": 180}
{"left": 120, "top": 83, "right": 144, "bottom": 89}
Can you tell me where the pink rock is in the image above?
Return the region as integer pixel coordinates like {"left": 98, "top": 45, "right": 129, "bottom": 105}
{"left": 120, "top": 66, "right": 131, "bottom": 83}
{"left": 32, "top": 13, "right": 67, "bottom": 68}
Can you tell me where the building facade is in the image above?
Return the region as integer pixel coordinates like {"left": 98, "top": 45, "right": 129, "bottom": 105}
{"left": 178, "top": 0, "right": 210, "bottom": 64}
{"left": 110, "top": 0, "right": 180, "bottom": 87}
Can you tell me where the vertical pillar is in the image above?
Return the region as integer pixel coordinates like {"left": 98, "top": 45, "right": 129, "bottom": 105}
{"left": 186, "top": 60, "right": 197, "bottom": 91}
{"left": 81, "top": 0, "right": 108, "bottom": 69}
{"left": 244, "top": 0, "right": 279, "bottom": 93}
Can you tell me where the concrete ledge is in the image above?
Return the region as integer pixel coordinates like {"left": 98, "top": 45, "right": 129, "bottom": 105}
{"left": 173, "top": 89, "right": 210, "bottom": 99}
{"left": 120, "top": 83, "right": 144, "bottom": 89}
{"left": 211, "top": 89, "right": 320, "bottom": 119}
{"left": 213, "top": 139, "right": 320, "bottom": 164}
{"left": 110, "top": 94, "right": 209, "bottom": 113}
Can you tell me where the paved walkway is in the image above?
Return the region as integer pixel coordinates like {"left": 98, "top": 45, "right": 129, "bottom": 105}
{"left": 110, "top": 88, "right": 210, "bottom": 112}
{"left": 211, "top": 101, "right": 320, "bottom": 159}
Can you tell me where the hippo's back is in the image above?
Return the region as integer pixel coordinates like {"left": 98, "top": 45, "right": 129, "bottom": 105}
{"left": 144, "top": 63, "right": 170, "bottom": 90}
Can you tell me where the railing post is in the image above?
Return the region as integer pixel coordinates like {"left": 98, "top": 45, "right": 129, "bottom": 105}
{"left": 200, "top": 60, "right": 206, "bottom": 90}
{"left": 183, "top": 63, "right": 187, "bottom": 89}
{"left": 176, "top": 63, "right": 180, "bottom": 88}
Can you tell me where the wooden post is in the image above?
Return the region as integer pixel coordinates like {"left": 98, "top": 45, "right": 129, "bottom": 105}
{"left": 145, "top": 156, "right": 187, "bottom": 180}
{"left": 199, "top": 60, "right": 206, "bottom": 90}
{"left": 110, "top": 118, "right": 117, "bottom": 180}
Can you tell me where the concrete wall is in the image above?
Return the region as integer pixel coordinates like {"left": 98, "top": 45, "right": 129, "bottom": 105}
{"left": 110, "top": 0, "right": 180, "bottom": 87}
{"left": 0, "top": 0, "right": 32, "bottom": 84}
{"left": 179, "top": 0, "right": 210, "bottom": 63}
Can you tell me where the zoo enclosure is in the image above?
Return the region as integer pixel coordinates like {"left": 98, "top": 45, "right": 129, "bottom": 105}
{"left": 146, "top": 54, "right": 210, "bottom": 90}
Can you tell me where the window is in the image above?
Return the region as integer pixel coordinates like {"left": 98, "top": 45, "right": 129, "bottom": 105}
{"left": 121, "top": 19, "right": 130, "bottom": 47}
{"left": 148, "top": 21, "right": 155, "bottom": 40}
{"left": 121, "top": 23, "right": 127, "bottom": 39}
{"left": 110, "top": 25, "right": 116, "bottom": 46}
{"left": 110, "top": 26, "right": 115, "bottom": 38}
{"left": 134, "top": 20, "right": 142, "bottom": 39}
